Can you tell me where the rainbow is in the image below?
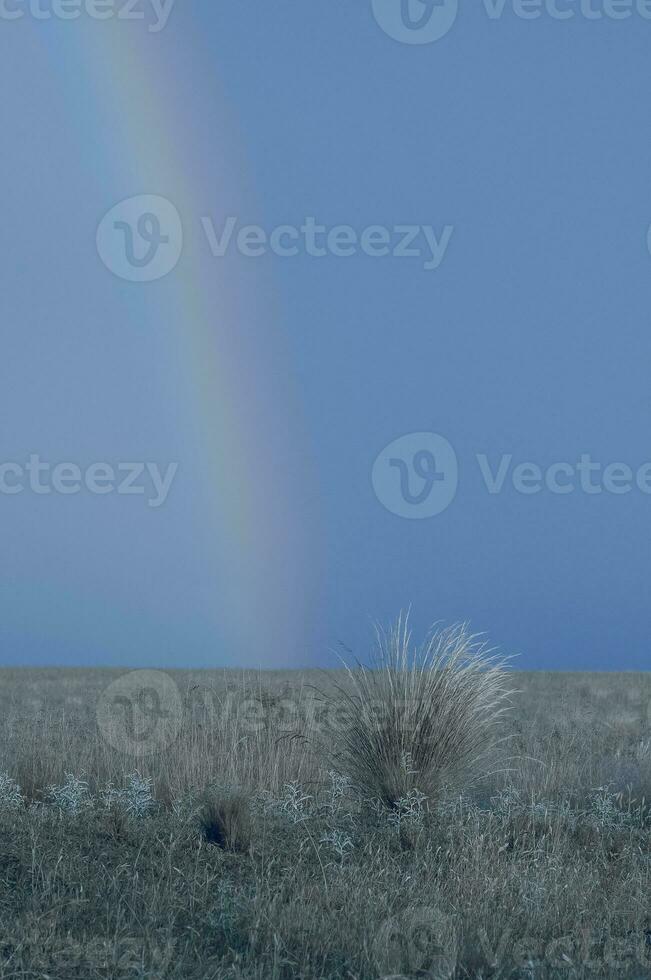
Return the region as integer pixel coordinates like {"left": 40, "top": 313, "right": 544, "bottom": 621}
{"left": 73, "top": 12, "right": 319, "bottom": 666}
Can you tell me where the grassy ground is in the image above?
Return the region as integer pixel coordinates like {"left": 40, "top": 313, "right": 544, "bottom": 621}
{"left": 0, "top": 668, "right": 648, "bottom": 978}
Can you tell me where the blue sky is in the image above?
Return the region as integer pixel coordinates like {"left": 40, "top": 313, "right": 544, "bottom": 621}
{"left": 1, "top": 1, "right": 650, "bottom": 669}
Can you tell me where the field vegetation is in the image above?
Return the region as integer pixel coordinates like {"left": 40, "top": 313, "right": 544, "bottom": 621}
{"left": 0, "top": 625, "right": 648, "bottom": 978}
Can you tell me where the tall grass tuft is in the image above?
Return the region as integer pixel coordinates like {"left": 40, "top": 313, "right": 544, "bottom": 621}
{"left": 200, "top": 792, "right": 252, "bottom": 853}
{"left": 321, "top": 615, "right": 515, "bottom": 809}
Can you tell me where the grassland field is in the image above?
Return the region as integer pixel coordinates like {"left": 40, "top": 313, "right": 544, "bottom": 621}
{"left": 0, "top": 667, "right": 648, "bottom": 979}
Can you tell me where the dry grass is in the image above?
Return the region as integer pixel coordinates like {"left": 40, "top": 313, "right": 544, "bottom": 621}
{"left": 200, "top": 792, "right": 252, "bottom": 853}
{"left": 0, "top": 659, "right": 648, "bottom": 978}
{"left": 318, "top": 617, "right": 513, "bottom": 808}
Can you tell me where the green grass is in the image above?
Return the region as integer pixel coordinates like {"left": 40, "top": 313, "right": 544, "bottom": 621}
{"left": 0, "top": 665, "right": 648, "bottom": 978}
